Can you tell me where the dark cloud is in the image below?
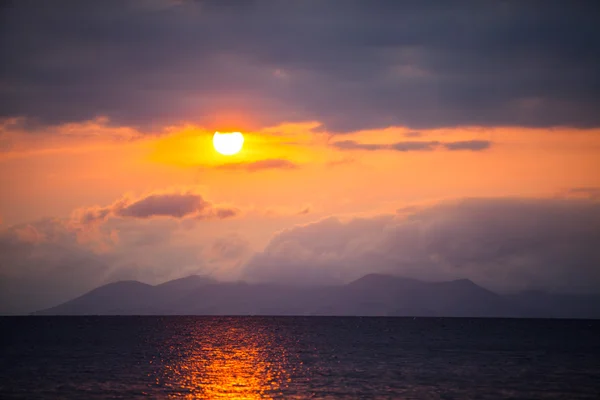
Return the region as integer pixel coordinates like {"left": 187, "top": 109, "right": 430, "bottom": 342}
{"left": 1, "top": 1, "right": 599, "bottom": 132}
{"left": 117, "top": 193, "right": 208, "bottom": 219}
{"left": 332, "top": 139, "right": 492, "bottom": 152}
{"left": 331, "top": 141, "right": 390, "bottom": 151}
{"left": 243, "top": 197, "right": 600, "bottom": 293}
{"left": 216, "top": 159, "right": 298, "bottom": 172}
{"left": 76, "top": 191, "right": 239, "bottom": 223}
{"left": 391, "top": 141, "right": 440, "bottom": 152}
{"left": 442, "top": 140, "right": 492, "bottom": 151}
{"left": 213, "top": 207, "right": 240, "bottom": 220}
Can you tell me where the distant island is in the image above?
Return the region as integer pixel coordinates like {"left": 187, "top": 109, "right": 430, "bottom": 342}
{"left": 35, "top": 274, "right": 600, "bottom": 318}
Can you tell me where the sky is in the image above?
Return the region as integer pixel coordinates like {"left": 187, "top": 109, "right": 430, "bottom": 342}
{"left": 1, "top": 0, "right": 600, "bottom": 314}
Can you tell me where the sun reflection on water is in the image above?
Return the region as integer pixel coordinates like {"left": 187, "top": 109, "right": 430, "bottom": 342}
{"left": 156, "top": 319, "right": 296, "bottom": 399}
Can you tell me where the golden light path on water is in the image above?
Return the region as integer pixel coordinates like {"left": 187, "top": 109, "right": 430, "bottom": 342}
{"left": 156, "top": 318, "right": 301, "bottom": 399}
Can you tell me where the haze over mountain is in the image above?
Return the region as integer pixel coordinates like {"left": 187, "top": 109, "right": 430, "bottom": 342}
{"left": 36, "top": 274, "right": 600, "bottom": 319}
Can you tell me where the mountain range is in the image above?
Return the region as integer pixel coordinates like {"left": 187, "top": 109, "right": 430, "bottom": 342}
{"left": 35, "top": 274, "right": 600, "bottom": 318}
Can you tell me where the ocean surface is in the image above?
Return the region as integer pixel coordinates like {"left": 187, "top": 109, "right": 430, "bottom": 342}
{"left": 1, "top": 317, "right": 600, "bottom": 399}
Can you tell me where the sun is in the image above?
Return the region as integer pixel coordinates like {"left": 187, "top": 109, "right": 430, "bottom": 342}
{"left": 213, "top": 131, "right": 244, "bottom": 156}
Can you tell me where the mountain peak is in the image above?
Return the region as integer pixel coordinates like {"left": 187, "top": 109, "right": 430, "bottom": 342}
{"left": 155, "top": 275, "right": 215, "bottom": 287}
{"left": 91, "top": 280, "right": 151, "bottom": 292}
{"left": 349, "top": 273, "right": 407, "bottom": 284}
{"left": 450, "top": 278, "right": 477, "bottom": 287}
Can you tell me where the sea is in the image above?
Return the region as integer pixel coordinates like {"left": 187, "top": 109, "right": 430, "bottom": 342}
{"left": 1, "top": 317, "right": 599, "bottom": 399}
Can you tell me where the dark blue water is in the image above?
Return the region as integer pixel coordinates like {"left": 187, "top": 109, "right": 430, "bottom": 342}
{"left": 1, "top": 317, "right": 599, "bottom": 399}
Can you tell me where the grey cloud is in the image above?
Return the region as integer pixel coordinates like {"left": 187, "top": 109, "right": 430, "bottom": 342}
{"left": 331, "top": 141, "right": 389, "bottom": 151}
{"left": 212, "top": 207, "right": 240, "bottom": 220}
{"left": 390, "top": 141, "right": 439, "bottom": 152}
{"left": 117, "top": 193, "right": 208, "bottom": 219}
{"left": 332, "top": 139, "right": 491, "bottom": 152}
{"left": 76, "top": 191, "right": 239, "bottom": 223}
{"left": 443, "top": 140, "right": 491, "bottom": 151}
{"left": 1, "top": 1, "right": 599, "bottom": 132}
{"left": 243, "top": 198, "right": 600, "bottom": 293}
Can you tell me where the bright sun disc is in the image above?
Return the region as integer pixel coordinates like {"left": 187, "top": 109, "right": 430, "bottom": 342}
{"left": 213, "top": 131, "right": 244, "bottom": 156}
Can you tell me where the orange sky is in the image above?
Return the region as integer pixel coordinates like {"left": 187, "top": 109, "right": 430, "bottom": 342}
{"left": 1, "top": 116, "right": 600, "bottom": 307}
{"left": 1, "top": 119, "right": 599, "bottom": 231}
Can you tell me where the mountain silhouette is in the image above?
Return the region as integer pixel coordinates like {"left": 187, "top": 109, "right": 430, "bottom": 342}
{"left": 35, "top": 274, "right": 600, "bottom": 318}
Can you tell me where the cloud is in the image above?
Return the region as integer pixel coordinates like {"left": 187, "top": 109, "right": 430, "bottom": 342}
{"left": 331, "top": 140, "right": 390, "bottom": 151}
{"left": 0, "top": 219, "right": 111, "bottom": 314}
{"left": 391, "top": 141, "right": 440, "bottom": 152}
{"left": 298, "top": 207, "right": 310, "bottom": 215}
{"left": 442, "top": 140, "right": 492, "bottom": 151}
{"left": 1, "top": 1, "right": 599, "bottom": 132}
{"left": 257, "top": 204, "right": 315, "bottom": 219}
{"left": 331, "top": 140, "right": 492, "bottom": 152}
{"left": 75, "top": 190, "right": 239, "bottom": 225}
{"left": 117, "top": 193, "right": 208, "bottom": 219}
{"left": 0, "top": 117, "right": 143, "bottom": 159}
{"left": 78, "top": 207, "right": 112, "bottom": 225}
{"left": 3, "top": 195, "right": 600, "bottom": 314}
{"left": 214, "top": 208, "right": 239, "bottom": 219}
{"left": 204, "top": 234, "right": 253, "bottom": 278}
{"left": 208, "top": 234, "right": 251, "bottom": 262}
{"left": 216, "top": 159, "right": 299, "bottom": 172}
{"left": 0, "top": 213, "right": 247, "bottom": 314}
{"left": 243, "top": 197, "right": 600, "bottom": 293}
